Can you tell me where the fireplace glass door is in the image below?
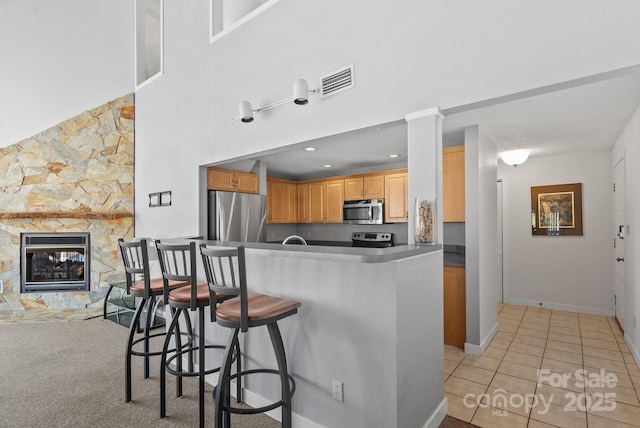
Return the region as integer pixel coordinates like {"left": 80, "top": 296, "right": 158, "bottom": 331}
{"left": 21, "top": 234, "right": 90, "bottom": 292}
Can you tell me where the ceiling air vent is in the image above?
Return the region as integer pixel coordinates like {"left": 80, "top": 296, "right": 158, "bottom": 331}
{"left": 320, "top": 64, "right": 354, "bottom": 98}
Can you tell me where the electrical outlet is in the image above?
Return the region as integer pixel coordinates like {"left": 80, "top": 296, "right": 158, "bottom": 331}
{"left": 332, "top": 379, "right": 343, "bottom": 402}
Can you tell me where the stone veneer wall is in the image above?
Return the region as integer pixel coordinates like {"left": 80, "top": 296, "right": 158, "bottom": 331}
{"left": 0, "top": 94, "right": 134, "bottom": 311}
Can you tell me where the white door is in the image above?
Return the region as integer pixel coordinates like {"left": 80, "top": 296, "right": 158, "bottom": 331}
{"left": 497, "top": 180, "right": 504, "bottom": 303}
{"left": 614, "top": 157, "right": 626, "bottom": 330}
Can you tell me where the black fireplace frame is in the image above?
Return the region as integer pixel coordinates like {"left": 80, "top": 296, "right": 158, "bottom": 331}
{"left": 20, "top": 233, "right": 91, "bottom": 293}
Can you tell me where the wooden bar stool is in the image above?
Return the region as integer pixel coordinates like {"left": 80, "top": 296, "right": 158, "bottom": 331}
{"left": 200, "top": 244, "right": 301, "bottom": 428}
{"left": 118, "top": 238, "right": 189, "bottom": 403}
{"left": 155, "top": 240, "right": 234, "bottom": 428}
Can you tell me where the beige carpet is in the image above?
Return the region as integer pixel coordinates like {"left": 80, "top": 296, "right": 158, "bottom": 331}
{"left": 0, "top": 316, "right": 278, "bottom": 428}
{"left": 0, "top": 316, "right": 474, "bottom": 428}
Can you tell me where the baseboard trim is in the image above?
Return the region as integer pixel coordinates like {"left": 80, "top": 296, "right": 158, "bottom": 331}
{"left": 465, "top": 322, "right": 498, "bottom": 356}
{"left": 422, "top": 397, "right": 448, "bottom": 428}
{"left": 624, "top": 333, "right": 640, "bottom": 370}
{"left": 506, "top": 298, "right": 613, "bottom": 317}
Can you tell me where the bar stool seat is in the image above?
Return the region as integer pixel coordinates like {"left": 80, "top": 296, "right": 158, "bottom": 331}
{"left": 216, "top": 293, "right": 301, "bottom": 324}
{"left": 167, "top": 282, "right": 210, "bottom": 305}
{"left": 129, "top": 277, "right": 186, "bottom": 294}
{"left": 200, "top": 244, "right": 301, "bottom": 428}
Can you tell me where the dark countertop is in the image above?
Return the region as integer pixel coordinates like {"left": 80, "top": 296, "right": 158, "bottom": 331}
{"left": 444, "top": 245, "right": 465, "bottom": 268}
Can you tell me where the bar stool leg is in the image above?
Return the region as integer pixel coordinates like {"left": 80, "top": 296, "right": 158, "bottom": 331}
{"left": 160, "top": 307, "right": 182, "bottom": 418}
{"left": 125, "top": 296, "right": 147, "bottom": 403}
{"left": 198, "top": 309, "right": 205, "bottom": 428}
{"left": 235, "top": 336, "right": 242, "bottom": 403}
{"left": 215, "top": 329, "right": 239, "bottom": 428}
{"left": 142, "top": 297, "right": 154, "bottom": 379}
{"left": 267, "top": 323, "right": 293, "bottom": 428}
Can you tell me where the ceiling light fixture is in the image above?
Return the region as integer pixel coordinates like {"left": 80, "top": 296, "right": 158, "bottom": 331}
{"left": 322, "top": 164, "right": 333, "bottom": 168}
{"left": 233, "top": 78, "right": 318, "bottom": 122}
{"left": 499, "top": 149, "right": 531, "bottom": 167}
{"left": 304, "top": 147, "right": 317, "bottom": 152}
{"left": 388, "top": 154, "right": 401, "bottom": 158}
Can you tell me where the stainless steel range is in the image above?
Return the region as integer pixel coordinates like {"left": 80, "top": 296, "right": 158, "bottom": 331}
{"left": 351, "top": 232, "right": 395, "bottom": 248}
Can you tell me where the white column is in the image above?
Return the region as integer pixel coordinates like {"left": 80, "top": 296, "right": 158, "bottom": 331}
{"left": 223, "top": 0, "right": 264, "bottom": 29}
{"left": 405, "top": 107, "right": 444, "bottom": 245}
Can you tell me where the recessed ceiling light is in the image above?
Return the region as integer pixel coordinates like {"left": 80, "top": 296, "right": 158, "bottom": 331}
{"left": 388, "top": 154, "right": 401, "bottom": 158}
{"left": 322, "top": 164, "right": 333, "bottom": 168}
{"left": 304, "top": 147, "right": 317, "bottom": 151}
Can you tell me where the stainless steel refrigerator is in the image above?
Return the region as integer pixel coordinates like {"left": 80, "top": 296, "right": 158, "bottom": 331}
{"left": 208, "top": 190, "right": 267, "bottom": 242}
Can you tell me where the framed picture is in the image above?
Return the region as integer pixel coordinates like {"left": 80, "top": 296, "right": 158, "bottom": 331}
{"left": 531, "top": 183, "right": 583, "bottom": 236}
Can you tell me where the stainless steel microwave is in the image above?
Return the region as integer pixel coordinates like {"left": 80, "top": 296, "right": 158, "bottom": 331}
{"left": 343, "top": 199, "right": 384, "bottom": 225}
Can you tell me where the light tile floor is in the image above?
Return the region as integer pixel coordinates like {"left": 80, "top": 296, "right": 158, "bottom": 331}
{"left": 445, "top": 303, "right": 640, "bottom": 428}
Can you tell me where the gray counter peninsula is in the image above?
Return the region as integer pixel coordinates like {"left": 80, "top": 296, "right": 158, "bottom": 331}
{"left": 162, "top": 239, "right": 447, "bottom": 428}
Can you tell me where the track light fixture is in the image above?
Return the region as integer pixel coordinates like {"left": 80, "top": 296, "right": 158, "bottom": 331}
{"left": 233, "top": 78, "right": 318, "bottom": 122}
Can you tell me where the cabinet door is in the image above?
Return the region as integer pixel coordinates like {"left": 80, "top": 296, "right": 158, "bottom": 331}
{"left": 267, "top": 180, "right": 288, "bottom": 224}
{"left": 297, "top": 183, "right": 309, "bottom": 223}
{"left": 325, "top": 179, "right": 344, "bottom": 223}
{"left": 344, "top": 177, "right": 363, "bottom": 200}
{"left": 285, "top": 182, "right": 298, "bottom": 223}
{"left": 207, "top": 167, "right": 235, "bottom": 192}
{"left": 235, "top": 171, "right": 259, "bottom": 194}
{"left": 444, "top": 266, "right": 466, "bottom": 348}
{"left": 443, "top": 146, "right": 465, "bottom": 222}
{"left": 384, "top": 172, "right": 408, "bottom": 223}
{"left": 307, "top": 182, "right": 325, "bottom": 223}
{"left": 363, "top": 174, "right": 384, "bottom": 199}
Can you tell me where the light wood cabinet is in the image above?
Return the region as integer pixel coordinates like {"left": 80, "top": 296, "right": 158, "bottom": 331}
{"left": 306, "top": 179, "right": 344, "bottom": 223}
{"left": 325, "top": 179, "right": 344, "bottom": 223}
{"left": 344, "top": 174, "right": 385, "bottom": 200}
{"left": 384, "top": 171, "right": 408, "bottom": 223}
{"left": 297, "top": 183, "right": 309, "bottom": 223}
{"left": 267, "top": 179, "right": 297, "bottom": 224}
{"left": 443, "top": 146, "right": 465, "bottom": 222}
{"left": 444, "top": 266, "right": 466, "bottom": 348}
{"left": 207, "top": 167, "right": 259, "bottom": 194}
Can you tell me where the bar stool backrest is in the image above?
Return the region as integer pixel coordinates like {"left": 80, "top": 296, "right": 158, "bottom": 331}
{"left": 155, "top": 240, "right": 198, "bottom": 311}
{"left": 118, "top": 238, "right": 151, "bottom": 298}
{"left": 199, "top": 244, "right": 248, "bottom": 332}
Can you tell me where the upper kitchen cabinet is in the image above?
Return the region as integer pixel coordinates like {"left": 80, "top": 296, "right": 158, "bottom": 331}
{"left": 344, "top": 174, "right": 385, "bottom": 200}
{"left": 208, "top": 167, "right": 259, "bottom": 194}
{"left": 307, "top": 179, "right": 344, "bottom": 223}
{"left": 267, "top": 178, "right": 297, "bottom": 224}
{"left": 297, "top": 183, "right": 309, "bottom": 223}
{"left": 384, "top": 170, "right": 408, "bottom": 223}
{"left": 443, "top": 146, "right": 465, "bottom": 222}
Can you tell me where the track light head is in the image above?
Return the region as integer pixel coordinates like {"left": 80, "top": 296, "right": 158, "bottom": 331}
{"left": 293, "top": 79, "right": 309, "bottom": 105}
{"left": 239, "top": 100, "right": 254, "bottom": 123}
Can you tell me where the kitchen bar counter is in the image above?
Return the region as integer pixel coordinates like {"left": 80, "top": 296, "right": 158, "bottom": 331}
{"left": 163, "top": 238, "right": 446, "bottom": 428}
{"left": 249, "top": 241, "right": 441, "bottom": 263}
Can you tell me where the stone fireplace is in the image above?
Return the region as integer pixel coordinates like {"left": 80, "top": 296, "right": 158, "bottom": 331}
{"left": 0, "top": 94, "right": 134, "bottom": 311}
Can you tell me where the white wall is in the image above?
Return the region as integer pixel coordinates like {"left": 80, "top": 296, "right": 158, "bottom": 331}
{"left": 498, "top": 150, "right": 614, "bottom": 315}
{"left": 132, "top": 0, "right": 640, "bottom": 239}
{"left": 612, "top": 104, "right": 640, "bottom": 364}
{"left": 464, "top": 126, "right": 499, "bottom": 354}
{"left": 0, "top": 0, "right": 134, "bottom": 147}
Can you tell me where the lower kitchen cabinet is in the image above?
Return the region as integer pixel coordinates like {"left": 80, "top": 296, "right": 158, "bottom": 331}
{"left": 444, "top": 266, "right": 466, "bottom": 348}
